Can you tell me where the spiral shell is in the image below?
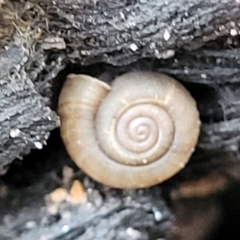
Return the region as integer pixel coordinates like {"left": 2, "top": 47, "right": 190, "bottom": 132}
{"left": 58, "top": 71, "right": 200, "bottom": 189}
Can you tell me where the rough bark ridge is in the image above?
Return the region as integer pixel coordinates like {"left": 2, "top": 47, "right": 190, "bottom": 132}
{"left": 41, "top": 0, "right": 240, "bottom": 65}
{"left": 0, "top": 43, "right": 59, "bottom": 167}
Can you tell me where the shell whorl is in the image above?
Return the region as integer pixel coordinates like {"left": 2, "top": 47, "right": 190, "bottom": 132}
{"left": 58, "top": 71, "right": 200, "bottom": 189}
{"left": 97, "top": 101, "right": 175, "bottom": 166}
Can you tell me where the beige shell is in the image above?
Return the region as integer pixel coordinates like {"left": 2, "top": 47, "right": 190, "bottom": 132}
{"left": 58, "top": 71, "right": 200, "bottom": 189}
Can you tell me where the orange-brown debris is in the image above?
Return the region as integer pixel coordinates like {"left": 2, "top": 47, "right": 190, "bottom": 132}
{"left": 67, "top": 180, "right": 87, "bottom": 204}
{"left": 48, "top": 187, "right": 68, "bottom": 203}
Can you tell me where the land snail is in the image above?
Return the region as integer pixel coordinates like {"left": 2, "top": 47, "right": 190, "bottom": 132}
{"left": 58, "top": 71, "right": 200, "bottom": 189}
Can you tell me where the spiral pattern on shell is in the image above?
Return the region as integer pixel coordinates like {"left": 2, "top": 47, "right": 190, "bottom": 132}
{"left": 116, "top": 103, "right": 173, "bottom": 156}
{"left": 58, "top": 71, "right": 200, "bottom": 189}
{"left": 97, "top": 102, "right": 174, "bottom": 166}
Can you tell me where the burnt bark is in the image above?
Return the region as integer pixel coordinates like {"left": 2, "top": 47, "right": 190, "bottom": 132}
{"left": 0, "top": 0, "right": 240, "bottom": 168}
{"left": 0, "top": 43, "right": 59, "bottom": 168}
{"left": 1, "top": 1, "right": 240, "bottom": 239}
{"left": 40, "top": 0, "right": 240, "bottom": 65}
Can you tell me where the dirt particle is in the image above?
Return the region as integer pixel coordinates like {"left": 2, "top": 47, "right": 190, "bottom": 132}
{"left": 48, "top": 188, "right": 68, "bottom": 203}
{"left": 67, "top": 180, "right": 87, "bottom": 204}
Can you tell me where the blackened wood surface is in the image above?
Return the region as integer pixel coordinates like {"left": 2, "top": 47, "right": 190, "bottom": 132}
{"left": 0, "top": 43, "right": 59, "bottom": 168}
{"left": 42, "top": 0, "right": 240, "bottom": 65}
{"left": 1, "top": 1, "right": 240, "bottom": 240}
{"left": 0, "top": 0, "right": 240, "bottom": 168}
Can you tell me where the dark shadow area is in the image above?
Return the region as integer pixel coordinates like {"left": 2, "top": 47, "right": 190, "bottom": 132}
{"left": 0, "top": 129, "right": 172, "bottom": 240}
{"left": 1, "top": 128, "right": 240, "bottom": 240}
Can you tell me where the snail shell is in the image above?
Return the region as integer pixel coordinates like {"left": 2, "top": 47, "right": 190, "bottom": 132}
{"left": 58, "top": 71, "right": 200, "bottom": 189}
